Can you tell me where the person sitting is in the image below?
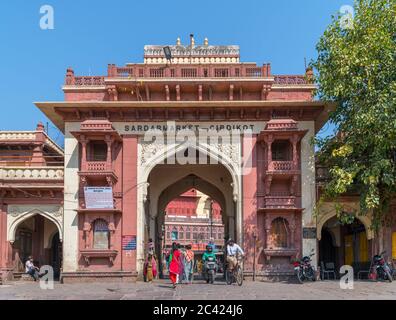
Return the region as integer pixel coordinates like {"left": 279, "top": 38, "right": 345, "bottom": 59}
{"left": 25, "top": 256, "right": 40, "bottom": 281}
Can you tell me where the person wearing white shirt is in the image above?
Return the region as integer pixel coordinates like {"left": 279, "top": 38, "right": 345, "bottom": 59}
{"left": 226, "top": 239, "right": 244, "bottom": 271}
{"left": 25, "top": 256, "right": 39, "bottom": 281}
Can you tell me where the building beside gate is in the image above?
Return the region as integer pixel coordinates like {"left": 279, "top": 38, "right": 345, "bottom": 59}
{"left": 163, "top": 188, "right": 224, "bottom": 252}
{"left": 0, "top": 123, "right": 64, "bottom": 280}
{"left": 1, "top": 37, "right": 395, "bottom": 283}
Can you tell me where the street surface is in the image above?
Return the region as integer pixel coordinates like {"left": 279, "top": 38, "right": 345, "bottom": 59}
{"left": 0, "top": 279, "right": 395, "bottom": 300}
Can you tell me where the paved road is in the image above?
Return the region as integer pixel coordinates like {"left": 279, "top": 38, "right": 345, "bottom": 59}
{"left": 0, "top": 279, "right": 395, "bottom": 300}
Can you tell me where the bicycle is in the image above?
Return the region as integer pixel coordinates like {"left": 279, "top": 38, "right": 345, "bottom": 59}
{"left": 225, "top": 254, "right": 244, "bottom": 286}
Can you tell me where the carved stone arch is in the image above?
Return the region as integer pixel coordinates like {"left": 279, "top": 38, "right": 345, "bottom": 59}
{"left": 156, "top": 174, "right": 227, "bottom": 220}
{"left": 140, "top": 140, "right": 240, "bottom": 202}
{"left": 46, "top": 229, "right": 61, "bottom": 249}
{"left": 7, "top": 207, "right": 63, "bottom": 243}
{"left": 137, "top": 133, "right": 243, "bottom": 274}
{"left": 316, "top": 204, "right": 374, "bottom": 240}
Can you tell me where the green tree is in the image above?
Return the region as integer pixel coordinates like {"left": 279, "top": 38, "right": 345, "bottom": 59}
{"left": 313, "top": 0, "right": 396, "bottom": 229}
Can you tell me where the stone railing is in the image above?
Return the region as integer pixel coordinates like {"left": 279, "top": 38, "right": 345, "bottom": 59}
{"left": 264, "top": 196, "right": 296, "bottom": 208}
{"left": 165, "top": 216, "right": 223, "bottom": 224}
{"left": 73, "top": 76, "right": 105, "bottom": 86}
{"left": 268, "top": 161, "right": 294, "bottom": 171}
{"left": 266, "top": 121, "right": 298, "bottom": 131}
{"left": 0, "top": 132, "right": 36, "bottom": 140}
{"left": 65, "top": 65, "right": 314, "bottom": 86}
{"left": 108, "top": 64, "right": 272, "bottom": 79}
{"left": 85, "top": 161, "right": 108, "bottom": 172}
{"left": 0, "top": 167, "right": 64, "bottom": 180}
{"left": 273, "top": 75, "right": 308, "bottom": 85}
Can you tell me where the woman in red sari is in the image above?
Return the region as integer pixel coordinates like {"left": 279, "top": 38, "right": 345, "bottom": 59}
{"left": 169, "top": 242, "right": 181, "bottom": 288}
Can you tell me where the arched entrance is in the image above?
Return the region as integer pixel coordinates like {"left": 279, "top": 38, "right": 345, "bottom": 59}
{"left": 148, "top": 165, "right": 234, "bottom": 276}
{"left": 318, "top": 215, "right": 372, "bottom": 275}
{"left": 9, "top": 212, "right": 62, "bottom": 278}
{"left": 158, "top": 186, "right": 226, "bottom": 278}
{"left": 137, "top": 141, "right": 241, "bottom": 274}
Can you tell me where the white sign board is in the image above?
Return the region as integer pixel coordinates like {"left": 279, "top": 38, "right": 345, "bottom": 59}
{"left": 84, "top": 187, "right": 114, "bottom": 209}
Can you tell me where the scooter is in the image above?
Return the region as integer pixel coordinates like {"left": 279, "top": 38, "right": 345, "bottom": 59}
{"left": 372, "top": 251, "right": 393, "bottom": 282}
{"left": 292, "top": 250, "right": 316, "bottom": 283}
{"left": 204, "top": 256, "right": 217, "bottom": 284}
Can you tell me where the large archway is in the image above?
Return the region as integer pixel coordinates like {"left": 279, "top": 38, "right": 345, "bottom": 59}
{"left": 137, "top": 140, "right": 242, "bottom": 274}
{"left": 153, "top": 173, "right": 228, "bottom": 277}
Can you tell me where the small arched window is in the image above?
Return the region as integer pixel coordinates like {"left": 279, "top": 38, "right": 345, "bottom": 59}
{"left": 179, "top": 227, "right": 184, "bottom": 240}
{"left": 270, "top": 217, "right": 289, "bottom": 248}
{"left": 93, "top": 219, "right": 110, "bottom": 249}
{"left": 171, "top": 227, "right": 178, "bottom": 241}
{"left": 186, "top": 227, "right": 191, "bottom": 240}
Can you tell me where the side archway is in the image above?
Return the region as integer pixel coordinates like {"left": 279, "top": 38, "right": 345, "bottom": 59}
{"left": 7, "top": 205, "right": 63, "bottom": 243}
{"left": 316, "top": 203, "right": 374, "bottom": 241}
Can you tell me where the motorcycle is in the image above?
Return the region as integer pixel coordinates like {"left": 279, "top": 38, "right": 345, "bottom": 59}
{"left": 292, "top": 250, "right": 316, "bottom": 283}
{"left": 372, "top": 251, "right": 393, "bottom": 282}
{"left": 204, "top": 256, "right": 217, "bottom": 284}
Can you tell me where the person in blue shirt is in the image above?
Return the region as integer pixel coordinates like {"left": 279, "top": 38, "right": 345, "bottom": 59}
{"left": 207, "top": 237, "right": 217, "bottom": 253}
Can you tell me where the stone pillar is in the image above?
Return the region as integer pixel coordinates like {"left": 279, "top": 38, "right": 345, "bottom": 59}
{"left": 32, "top": 123, "right": 46, "bottom": 166}
{"left": 105, "top": 136, "right": 112, "bottom": 171}
{"left": 266, "top": 134, "right": 273, "bottom": 170}
{"left": 299, "top": 121, "right": 317, "bottom": 267}
{"left": 81, "top": 137, "right": 87, "bottom": 171}
{"left": 62, "top": 122, "right": 80, "bottom": 272}
{"left": 291, "top": 134, "right": 298, "bottom": 169}
{"left": 0, "top": 203, "right": 13, "bottom": 281}
{"left": 242, "top": 134, "right": 258, "bottom": 273}
{"left": 228, "top": 216, "right": 235, "bottom": 241}
{"left": 0, "top": 204, "right": 9, "bottom": 268}
{"left": 122, "top": 135, "right": 138, "bottom": 274}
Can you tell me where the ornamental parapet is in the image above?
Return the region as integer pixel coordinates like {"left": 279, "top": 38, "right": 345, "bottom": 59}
{"left": 0, "top": 167, "right": 64, "bottom": 180}
{"left": 0, "top": 132, "right": 36, "bottom": 141}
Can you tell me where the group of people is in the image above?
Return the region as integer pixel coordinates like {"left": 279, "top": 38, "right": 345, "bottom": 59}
{"left": 26, "top": 237, "right": 245, "bottom": 287}
{"left": 167, "top": 242, "right": 195, "bottom": 288}
{"left": 166, "top": 238, "right": 244, "bottom": 289}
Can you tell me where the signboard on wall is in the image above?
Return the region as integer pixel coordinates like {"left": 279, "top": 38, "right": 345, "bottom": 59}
{"left": 84, "top": 187, "right": 114, "bottom": 209}
{"left": 303, "top": 227, "right": 317, "bottom": 239}
{"left": 122, "top": 235, "right": 137, "bottom": 250}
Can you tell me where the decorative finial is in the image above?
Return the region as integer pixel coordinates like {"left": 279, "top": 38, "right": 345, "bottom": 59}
{"left": 204, "top": 37, "right": 208, "bottom": 46}
{"left": 176, "top": 37, "right": 181, "bottom": 46}
{"left": 36, "top": 122, "right": 45, "bottom": 132}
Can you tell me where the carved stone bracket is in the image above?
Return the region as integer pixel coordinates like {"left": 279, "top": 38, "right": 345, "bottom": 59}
{"left": 80, "top": 249, "right": 118, "bottom": 266}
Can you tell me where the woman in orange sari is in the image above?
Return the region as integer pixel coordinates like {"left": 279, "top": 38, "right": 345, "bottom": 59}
{"left": 169, "top": 242, "right": 181, "bottom": 288}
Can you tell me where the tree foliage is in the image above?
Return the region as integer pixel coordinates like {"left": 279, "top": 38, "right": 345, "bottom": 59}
{"left": 313, "top": 0, "right": 396, "bottom": 228}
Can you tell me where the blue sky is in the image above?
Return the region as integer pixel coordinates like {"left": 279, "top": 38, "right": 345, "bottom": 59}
{"left": 0, "top": 0, "right": 353, "bottom": 146}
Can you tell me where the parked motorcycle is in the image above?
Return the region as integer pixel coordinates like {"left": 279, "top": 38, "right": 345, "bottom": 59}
{"left": 204, "top": 256, "right": 217, "bottom": 284}
{"left": 372, "top": 251, "right": 393, "bottom": 282}
{"left": 293, "top": 250, "right": 316, "bottom": 283}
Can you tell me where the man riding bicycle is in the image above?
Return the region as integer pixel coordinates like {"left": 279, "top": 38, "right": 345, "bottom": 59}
{"left": 226, "top": 238, "right": 244, "bottom": 272}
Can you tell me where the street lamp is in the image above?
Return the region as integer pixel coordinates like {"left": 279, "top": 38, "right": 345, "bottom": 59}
{"left": 163, "top": 46, "right": 172, "bottom": 62}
